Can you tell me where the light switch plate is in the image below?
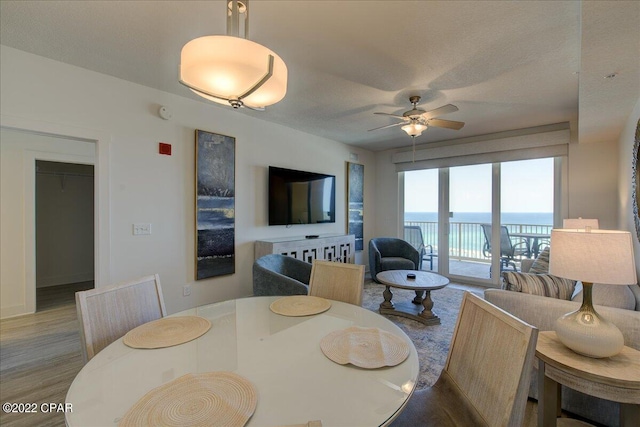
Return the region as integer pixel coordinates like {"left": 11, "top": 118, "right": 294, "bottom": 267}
{"left": 133, "top": 223, "right": 151, "bottom": 235}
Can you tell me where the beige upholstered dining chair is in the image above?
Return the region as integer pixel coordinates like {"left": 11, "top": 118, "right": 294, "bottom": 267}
{"left": 75, "top": 274, "right": 167, "bottom": 363}
{"left": 308, "top": 260, "right": 365, "bottom": 305}
{"left": 390, "top": 292, "right": 538, "bottom": 427}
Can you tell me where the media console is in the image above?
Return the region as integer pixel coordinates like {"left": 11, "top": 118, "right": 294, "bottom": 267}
{"left": 255, "top": 234, "right": 355, "bottom": 263}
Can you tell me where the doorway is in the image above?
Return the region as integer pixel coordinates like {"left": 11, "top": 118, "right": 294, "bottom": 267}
{"left": 35, "top": 160, "right": 95, "bottom": 311}
{"left": 0, "top": 125, "right": 101, "bottom": 318}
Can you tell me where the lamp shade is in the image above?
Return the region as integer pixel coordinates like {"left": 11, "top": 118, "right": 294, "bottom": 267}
{"left": 549, "top": 229, "right": 635, "bottom": 285}
{"left": 401, "top": 123, "right": 427, "bottom": 137}
{"left": 562, "top": 218, "right": 599, "bottom": 230}
{"left": 180, "top": 35, "right": 287, "bottom": 109}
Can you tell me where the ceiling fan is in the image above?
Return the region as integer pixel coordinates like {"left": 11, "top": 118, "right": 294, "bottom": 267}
{"left": 369, "top": 96, "right": 465, "bottom": 138}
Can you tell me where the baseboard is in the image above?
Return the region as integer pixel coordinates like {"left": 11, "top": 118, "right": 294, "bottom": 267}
{"left": 36, "top": 272, "right": 94, "bottom": 288}
{"left": 0, "top": 304, "right": 34, "bottom": 319}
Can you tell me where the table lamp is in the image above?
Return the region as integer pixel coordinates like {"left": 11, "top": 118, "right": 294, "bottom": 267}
{"left": 562, "top": 218, "right": 599, "bottom": 230}
{"left": 549, "top": 229, "right": 636, "bottom": 358}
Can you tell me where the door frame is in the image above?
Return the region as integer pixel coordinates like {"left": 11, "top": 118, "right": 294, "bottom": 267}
{"left": 1, "top": 115, "right": 111, "bottom": 315}
{"left": 402, "top": 158, "right": 562, "bottom": 289}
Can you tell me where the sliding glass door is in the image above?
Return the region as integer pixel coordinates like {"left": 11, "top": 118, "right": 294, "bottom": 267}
{"left": 404, "top": 169, "right": 438, "bottom": 271}
{"left": 403, "top": 157, "right": 556, "bottom": 286}
{"left": 500, "top": 158, "right": 554, "bottom": 266}
{"left": 448, "top": 164, "right": 493, "bottom": 280}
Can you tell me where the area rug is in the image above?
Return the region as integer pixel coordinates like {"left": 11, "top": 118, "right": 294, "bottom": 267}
{"left": 361, "top": 282, "right": 479, "bottom": 390}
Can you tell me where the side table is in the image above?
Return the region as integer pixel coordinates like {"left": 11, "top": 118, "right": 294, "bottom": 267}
{"left": 535, "top": 331, "right": 640, "bottom": 427}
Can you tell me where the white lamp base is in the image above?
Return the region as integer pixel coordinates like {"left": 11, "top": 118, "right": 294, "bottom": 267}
{"left": 554, "top": 282, "right": 624, "bottom": 358}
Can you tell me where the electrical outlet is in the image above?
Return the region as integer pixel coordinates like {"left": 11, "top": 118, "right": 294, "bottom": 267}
{"left": 183, "top": 285, "right": 191, "bottom": 297}
{"left": 133, "top": 223, "right": 152, "bottom": 235}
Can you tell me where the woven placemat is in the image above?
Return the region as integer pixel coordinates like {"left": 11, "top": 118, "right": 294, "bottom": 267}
{"left": 270, "top": 295, "right": 331, "bottom": 317}
{"left": 118, "top": 372, "right": 257, "bottom": 427}
{"left": 123, "top": 316, "right": 211, "bottom": 349}
{"left": 320, "top": 326, "right": 410, "bottom": 369}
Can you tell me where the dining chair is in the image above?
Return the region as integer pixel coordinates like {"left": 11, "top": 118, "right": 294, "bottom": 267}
{"left": 390, "top": 292, "right": 538, "bottom": 427}
{"left": 308, "top": 260, "right": 365, "bottom": 305}
{"left": 75, "top": 274, "right": 167, "bottom": 363}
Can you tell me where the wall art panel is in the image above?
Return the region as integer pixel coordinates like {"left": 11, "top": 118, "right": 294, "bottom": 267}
{"left": 347, "top": 162, "right": 364, "bottom": 251}
{"left": 195, "top": 130, "right": 235, "bottom": 279}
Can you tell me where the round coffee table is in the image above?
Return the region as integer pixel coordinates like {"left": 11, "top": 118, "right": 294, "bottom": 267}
{"left": 375, "top": 270, "right": 449, "bottom": 325}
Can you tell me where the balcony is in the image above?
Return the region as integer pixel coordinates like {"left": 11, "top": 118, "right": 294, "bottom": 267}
{"left": 404, "top": 221, "right": 552, "bottom": 279}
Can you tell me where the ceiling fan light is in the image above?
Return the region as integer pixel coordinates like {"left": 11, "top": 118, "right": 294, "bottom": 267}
{"left": 402, "top": 123, "right": 427, "bottom": 137}
{"left": 179, "top": 35, "right": 287, "bottom": 109}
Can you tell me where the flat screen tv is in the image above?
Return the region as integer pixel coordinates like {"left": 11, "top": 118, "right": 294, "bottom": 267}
{"left": 269, "top": 166, "right": 336, "bottom": 226}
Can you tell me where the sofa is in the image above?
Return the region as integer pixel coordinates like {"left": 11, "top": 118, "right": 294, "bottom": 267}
{"left": 484, "top": 249, "right": 640, "bottom": 426}
{"left": 253, "top": 254, "right": 312, "bottom": 296}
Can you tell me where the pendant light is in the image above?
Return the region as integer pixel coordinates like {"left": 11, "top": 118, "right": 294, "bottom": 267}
{"left": 179, "top": 0, "right": 287, "bottom": 110}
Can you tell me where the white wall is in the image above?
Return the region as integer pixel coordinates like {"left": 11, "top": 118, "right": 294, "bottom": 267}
{"left": 0, "top": 46, "right": 376, "bottom": 318}
{"left": 566, "top": 141, "right": 619, "bottom": 228}
{"left": 374, "top": 151, "right": 402, "bottom": 238}
{"left": 618, "top": 98, "right": 640, "bottom": 279}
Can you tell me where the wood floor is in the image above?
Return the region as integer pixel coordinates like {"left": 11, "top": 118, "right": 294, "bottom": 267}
{"left": 0, "top": 282, "right": 92, "bottom": 427}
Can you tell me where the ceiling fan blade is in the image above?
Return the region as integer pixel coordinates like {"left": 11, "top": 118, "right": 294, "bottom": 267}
{"left": 427, "top": 118, "right": 465, "bottom": 130}
{"left": 367, "top": 122, "right": 405, "bottom": 132}
{"left": 374, "top": 112, "right": 407, "bottom": 120}
{"left": 421, "top": 104, "right": 459, "bottom": 120}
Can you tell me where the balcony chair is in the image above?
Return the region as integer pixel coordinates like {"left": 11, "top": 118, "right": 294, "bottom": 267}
{"left": 480, "top": 224, "right": 528, "bottom": 275}
{"left": 390, "top": 292, "right": 538, "bottom": 427}
{"left": 75, "top": 274, "right": 166, "bottom": 363}
{"left": 308, "top": 260, "right": 365, "bottom": 305}
{"left": 403, "top": 225, "right": 437, "bottom": 270}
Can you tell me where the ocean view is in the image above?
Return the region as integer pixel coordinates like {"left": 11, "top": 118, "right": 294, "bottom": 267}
{"left": 405, "top": 212, "right": 553, "bottom": 258}
{"left": 405, "top": 212, "right": 553, "bottom": 225}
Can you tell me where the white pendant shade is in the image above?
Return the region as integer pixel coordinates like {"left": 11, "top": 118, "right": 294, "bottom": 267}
{"left": 180, "top": 35, "right": 287, "bottom": 109}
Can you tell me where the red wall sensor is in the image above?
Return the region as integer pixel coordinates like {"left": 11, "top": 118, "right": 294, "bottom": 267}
{"left": 159, "top": 143, "right": 172, "bottom": 155}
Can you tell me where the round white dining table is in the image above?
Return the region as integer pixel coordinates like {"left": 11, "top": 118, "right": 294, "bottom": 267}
{"left": 65, "top": 296, "right": 419, "bottom": 427}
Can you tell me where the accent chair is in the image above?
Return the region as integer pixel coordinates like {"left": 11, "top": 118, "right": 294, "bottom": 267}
{"left": 368, "top": 237, "right": 420, "bottom": 283}
{"left": 253, "top": 254, "right": 312, "bottom": 296}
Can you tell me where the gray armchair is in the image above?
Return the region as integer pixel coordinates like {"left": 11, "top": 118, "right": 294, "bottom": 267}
{"left": 369, "top": 237, "right": 420, "bottom": 283}
{"left": 253, "top": 254, "right": 312, "bottom": 296}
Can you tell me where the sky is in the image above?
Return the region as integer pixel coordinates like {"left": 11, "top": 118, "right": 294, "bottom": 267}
{"left": 404, "top": 158, "right": 554, "bottom": 213}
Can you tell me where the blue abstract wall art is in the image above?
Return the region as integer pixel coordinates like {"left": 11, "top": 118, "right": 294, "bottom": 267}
{"left": 347, "top": 162, "right": 364, "bottom": 251}
{"left": 195, "top": 130, "right": 235, "bottom": 280}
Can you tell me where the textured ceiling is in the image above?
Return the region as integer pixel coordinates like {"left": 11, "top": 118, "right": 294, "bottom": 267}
{"left": 1, "top": 1, "right": 638, "bottom": 151}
